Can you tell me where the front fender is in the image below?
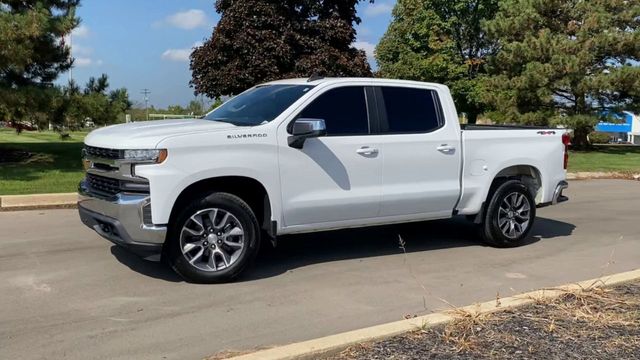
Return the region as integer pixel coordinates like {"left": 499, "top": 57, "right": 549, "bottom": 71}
{"left": 135, "top": 138, "right": 280, "bottom": 225}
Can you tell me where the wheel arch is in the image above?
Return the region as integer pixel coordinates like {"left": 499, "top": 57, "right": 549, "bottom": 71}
{"left": 168, "top": 176, "right": 274, "bottom": 237}
{"left": 469, "top": 164, "right": 543, "bottom": 224}
{"left": 490, "top": 164, "right": 543, "bottom": 203}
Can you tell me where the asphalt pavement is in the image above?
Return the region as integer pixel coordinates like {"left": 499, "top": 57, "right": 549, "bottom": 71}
{"left": 1, "top": 179, "right": 639, "bottom": 360}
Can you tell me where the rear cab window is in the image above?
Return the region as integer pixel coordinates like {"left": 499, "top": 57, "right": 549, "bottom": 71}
{"left": 376, "top": 86, "right": 444, "bottom": 134}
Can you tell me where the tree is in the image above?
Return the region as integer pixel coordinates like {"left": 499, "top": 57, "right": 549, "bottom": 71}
{"left": 52, "top": 75, "right": 131, "bottom": 128}
{"left": 190, "top": 0, "right": 372, "bottom": 98}
{"left": 376, "top": 0, "right": 499, "bottom": 123}
{"left": 208, "top": 98, "right": 224, "bottom": 112}
{"left": 0, "top": 0, "right": 80, "bottom": 127}
{"left": 84, "top": 74, "right": 109, "bottom": 95}
{"left": 166, "top": 105, "right": 186, "bottom": 114}
{"left": 187, "top": 99, "right": 204, "bottom": 115}
{"left": 483, "top": 0, "right": 640, "bottom": 147}
{"left": 107, "top": 87, "right": 132, "bottom": 121}
{"left": 109, "top": 88, "right": 132, "bottom": 112}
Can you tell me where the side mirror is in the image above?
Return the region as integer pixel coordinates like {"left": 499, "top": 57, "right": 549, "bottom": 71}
{"left": 288, "top": 118, "right": 327, "bottom": 149}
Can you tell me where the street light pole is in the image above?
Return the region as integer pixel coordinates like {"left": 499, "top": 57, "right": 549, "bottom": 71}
{"left": 141, "top": 88, "right": 151, "bottom": 121}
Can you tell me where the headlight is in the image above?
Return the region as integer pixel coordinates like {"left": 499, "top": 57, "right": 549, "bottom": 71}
{"left": 123, "top": 149, "right": 168, "bottom": 163}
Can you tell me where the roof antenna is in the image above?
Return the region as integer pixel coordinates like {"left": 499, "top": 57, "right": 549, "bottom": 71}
{"left": 307, "top": 73, "right": 324, "bottom": 82}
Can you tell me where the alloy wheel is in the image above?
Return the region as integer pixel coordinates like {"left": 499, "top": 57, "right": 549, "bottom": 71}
{"left": 497, "top": 192, "right": 531, "bottom": 239}
{"left": 179, "top": 208, "right": 245, "bottom": 271}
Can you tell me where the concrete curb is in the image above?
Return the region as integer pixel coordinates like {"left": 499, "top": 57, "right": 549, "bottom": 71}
{"left": 566, "top": 171, "right": 640, "bottom": 181}
{"left": 224, "top": 268, "right": 640, "bottom": 360}
{"left": 0, "top": 193, "right": 78, "bottom": 211}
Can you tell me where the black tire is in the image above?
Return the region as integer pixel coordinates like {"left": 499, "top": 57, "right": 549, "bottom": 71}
{"left": 167, "top": 192, "right": 260, "bottom": 283}
{"left": 481, "top": 180, "right": 536, "bottom": 248}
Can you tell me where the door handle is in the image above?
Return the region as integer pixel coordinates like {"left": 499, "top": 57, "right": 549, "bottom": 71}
{"left": 356, "top": 146, "right": 378, "bottom": 155}
{"left": 436, "top": 144, "right": 456, "bottom": 153}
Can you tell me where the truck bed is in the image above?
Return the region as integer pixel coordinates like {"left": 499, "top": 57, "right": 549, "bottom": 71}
{"left": 455, "top": 127, "right": 567, "bottom": 216}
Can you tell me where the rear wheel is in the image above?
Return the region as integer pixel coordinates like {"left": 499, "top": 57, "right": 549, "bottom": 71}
{"left": 481, "top": 180, "right": 536, "bottom": 247}
{"left": 168, "top": 192, "right": 260, "bottom": 283}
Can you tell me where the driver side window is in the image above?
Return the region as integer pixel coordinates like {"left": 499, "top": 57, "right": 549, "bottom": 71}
{"left": 297, "top": 86, "right": 369, "bottom": 136}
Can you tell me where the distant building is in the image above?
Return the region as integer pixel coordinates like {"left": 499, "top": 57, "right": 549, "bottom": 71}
{"left": 595, "top": 111, "right": 640, "bottom": 144}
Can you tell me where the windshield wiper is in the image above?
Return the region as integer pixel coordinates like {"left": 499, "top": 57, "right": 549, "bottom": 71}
{"left": 209, "top": 117, "right": 239, "bottom": 124}
{"left": 209, "top": 117, "right": 263, "bottom": 126}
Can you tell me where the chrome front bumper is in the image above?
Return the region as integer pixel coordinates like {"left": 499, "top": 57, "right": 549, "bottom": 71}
{"left": 78, "top": 180, "right": 166, "bottom": 260}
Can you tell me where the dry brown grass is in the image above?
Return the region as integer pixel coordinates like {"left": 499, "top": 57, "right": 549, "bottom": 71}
{"left": 432, "top": 284, "right": 639, "bottom": 357}
{"left": 329, "top": 280, "right": 640, "bottom": 359}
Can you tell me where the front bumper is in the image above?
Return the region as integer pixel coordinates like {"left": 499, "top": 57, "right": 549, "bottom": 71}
{"left": 78, "top": 181, "right": 166, "bottom": 261}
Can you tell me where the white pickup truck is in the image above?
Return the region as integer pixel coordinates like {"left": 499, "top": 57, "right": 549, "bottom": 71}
{"left": 78, "top": 77, "right": 569, "bottom": 283}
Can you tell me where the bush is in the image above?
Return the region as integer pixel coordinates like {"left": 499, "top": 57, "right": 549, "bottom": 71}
{"left": 588, "top": 132, "right": 611, "bottom": 144}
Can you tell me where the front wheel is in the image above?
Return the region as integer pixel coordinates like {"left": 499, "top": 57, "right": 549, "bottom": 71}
{"left": 481, "top": 180, "right": 536, "bottom": 247}
{"left": 168, "top": 192, "right": 261, "bottom": 283}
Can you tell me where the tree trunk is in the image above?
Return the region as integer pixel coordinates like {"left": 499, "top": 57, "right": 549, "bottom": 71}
{"left": 572, "top": 126, "right": 591, "bottom": 150}
{"left": 467, "top": 112, "right": 478, "bottom": 124}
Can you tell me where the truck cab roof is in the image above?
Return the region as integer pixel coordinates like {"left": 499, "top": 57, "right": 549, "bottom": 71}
{"left": 262, "top": 77, "right": 448, "bottom": 90}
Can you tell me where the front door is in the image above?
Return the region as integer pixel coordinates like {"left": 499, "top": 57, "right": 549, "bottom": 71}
{"left": 277, "top": 86, "right": 383, "bottom": 227}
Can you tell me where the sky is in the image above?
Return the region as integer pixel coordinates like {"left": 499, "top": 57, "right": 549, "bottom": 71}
{"left": 61, "top": 0, "right": 396, "bottom": 108}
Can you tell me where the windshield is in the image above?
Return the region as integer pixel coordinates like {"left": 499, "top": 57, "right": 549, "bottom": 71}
{"left": 204, "top": 84, "right": 314, "bottom": 126}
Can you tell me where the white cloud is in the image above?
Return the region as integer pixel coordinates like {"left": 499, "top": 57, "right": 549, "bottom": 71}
{"left": 74, "top": 57, "right": 93, "bottom": 67}
{"left": 161, "top": 48, "right": 191, "bottom": 62}
{"left": 364, "top": 3, "right": 393, "bottom": 17}
{"left": 73, "top": 57, "right": 102, "bottom": 67}
{"left": 161, "top": 42, "right": 202, "bottom": 62}
{"left": 353, "top": 41, "right": 376, "bottom": 59}
{"left": 72, "top": 24, "right": 90, "bottom": 38}
{"left": 72, "top": 43, "right": 92, "bottom": 56}
{"left": 163, "top": 9, "right": 210, "bottom": 30}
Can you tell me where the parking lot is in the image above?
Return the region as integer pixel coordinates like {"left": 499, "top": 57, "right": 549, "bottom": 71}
{"left": 1, "top": 179, "right": 639, "bottom": 360}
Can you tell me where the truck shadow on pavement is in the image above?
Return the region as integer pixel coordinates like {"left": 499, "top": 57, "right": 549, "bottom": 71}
{"left": 109, "top": 216, "right": 575, "bottom": 283}
{"left": 242, "top": 216, "right": 575, "bottom": 281}
{"left": 110, "top": 246, "right": 184, "bottom": 282}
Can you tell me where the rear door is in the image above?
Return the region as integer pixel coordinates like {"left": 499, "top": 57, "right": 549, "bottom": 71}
{"left": 373, "top": 86, "right": 462, "bottom": 219}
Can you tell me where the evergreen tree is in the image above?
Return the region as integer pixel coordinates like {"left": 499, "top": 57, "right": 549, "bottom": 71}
{"left": 0, "top": 0, "right": 79, "bottom": 125}
{"left": 190, "top": 0, "right": 372, "bottom": 98}
{"left": 376, "top": 0, "right": 499, "bottom": 123}
{"left": 483, "top": 0, "right": 640, "bottom": 147}
{"left": 53, "top": 75, "right": 131, "bottom": 129}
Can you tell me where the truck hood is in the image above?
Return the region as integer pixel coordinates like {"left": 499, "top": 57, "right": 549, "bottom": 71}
{"left": 84, "top": 119, "right": 238, "bottom": 149}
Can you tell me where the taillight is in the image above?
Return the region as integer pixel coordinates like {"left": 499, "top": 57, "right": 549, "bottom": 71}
{"left": 562, "top": 133, "right": 570, "bottom": 169}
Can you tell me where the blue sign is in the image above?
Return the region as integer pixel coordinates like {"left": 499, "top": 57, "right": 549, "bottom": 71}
{"left": 595, "top": 112, "right": 633, "bottom": 133}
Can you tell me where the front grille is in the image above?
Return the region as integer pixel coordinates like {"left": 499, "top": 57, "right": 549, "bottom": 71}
{"left": 84, "top": 145, "right": 123, "bottom": 160}
{"left": 85, "top": 174, "right": 150, "bottom": 198}
{"left": 87, "top": 173, "right": 121, "bottom": 197}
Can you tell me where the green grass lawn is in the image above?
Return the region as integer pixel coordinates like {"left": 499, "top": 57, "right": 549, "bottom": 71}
{"left": 569, "top": 146, "right": 640, "bottom": 173}
{"left": 0, "top": 128, "right": 87, "bottom": 195}
{"left": 1, "top": 128, "right": 639, "bottom": 195}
